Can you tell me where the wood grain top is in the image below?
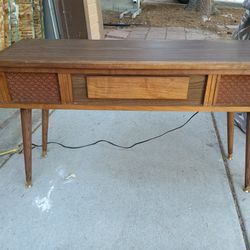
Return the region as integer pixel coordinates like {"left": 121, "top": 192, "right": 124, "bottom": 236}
{"left": 1, "top": 39, "right": 250, "bottom": 70}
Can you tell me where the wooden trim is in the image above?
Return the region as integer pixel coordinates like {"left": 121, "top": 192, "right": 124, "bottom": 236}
{"left": 204, "top": 74, "right": 219, "bottom": 106}
{"left": 3, "top": 62, "right": 250, "bottom": 72}
{"left": 0, "top": 72, "right": 11, "bottom": 103}
{"left": 204, "top": 74, "right": 217, "bottom": 106}
{"left": 2, "top": 67, "right": 250, "bottom": 76}
{"left": 207, "top": 75, "right": 215, "bottom": 105}
{"left": 2, "top": 103, "right": 250, "bottom": 112}
{"left": 212, "top": 75, "right": 221, "bottom": 105}
{"left": 204, "top": 75, "right": 213, "bottom": 106}
{"left": 208, "top": 75, "right": 219, "bottom": 105}
{"left": 58, "top": 73, "right": 73, "bottom": 104}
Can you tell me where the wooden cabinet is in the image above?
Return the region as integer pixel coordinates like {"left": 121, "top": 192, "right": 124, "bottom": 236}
{"left": 2, "top": 40, "right": 250, "bottom": 189}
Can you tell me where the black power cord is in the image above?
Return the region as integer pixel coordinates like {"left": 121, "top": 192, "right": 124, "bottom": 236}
{"left": 31, "top": 112, "right": 199, "bottom": 151}
{"left": 234, "top": 121, "right": 246, "bottom": 134}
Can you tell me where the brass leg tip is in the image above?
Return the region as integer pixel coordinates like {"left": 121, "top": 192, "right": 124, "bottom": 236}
{"left": 25, "top": 181, "right": 32, "bottom": 188}
{"left": 42, "top": 151, "right": 47, "bottom": 158}
{"left": 243, "top": 186, "right": 250, "bottom": 193}
{"left": 228, "top": 154, "right": 233, "bottom": 161}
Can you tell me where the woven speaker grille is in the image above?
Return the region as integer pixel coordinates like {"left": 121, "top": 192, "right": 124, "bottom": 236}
{"left": 6, "top": 72, "right": 60, "bottom": 103}
{"left": 215, "top": 75, "right": 250, "bottom": 106}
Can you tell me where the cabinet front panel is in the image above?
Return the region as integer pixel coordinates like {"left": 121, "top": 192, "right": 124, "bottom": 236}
{"left": 72, "top": 74, "right": 207, "bottom": 106}
{"left": 214, "top": 75, "right": 250, "bottom": 106}
{"left": 6, "top": 72, "right": 61, "bottom": 104}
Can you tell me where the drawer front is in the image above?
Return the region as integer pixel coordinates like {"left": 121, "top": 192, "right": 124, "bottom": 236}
{"left": 214, "top": 75, "right": 250, "bottom": 106}
{"left": 87, "top": 76, "right": 190, "bottom": 100}
{"left": 5, "top": 72, "right": 61, "bottom": 104}
{"left": 72, "top": 74, "right": 207, "bottom": 106}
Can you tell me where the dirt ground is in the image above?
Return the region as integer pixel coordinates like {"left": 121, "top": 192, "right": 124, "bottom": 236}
{"left": 103, "top": 4, "right": 245, "bottom": 38}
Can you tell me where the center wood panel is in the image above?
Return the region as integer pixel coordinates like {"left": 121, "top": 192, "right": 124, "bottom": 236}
{"left": 86, "top": 76, "right": 190, "bottom": 100}
{"left": 71, "top": 74, "right": 207, "bottom": 106}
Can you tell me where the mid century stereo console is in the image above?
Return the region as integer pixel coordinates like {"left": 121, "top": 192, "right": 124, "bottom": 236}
{"left": 0, "top": 39, "right": 250, "bottom": 190}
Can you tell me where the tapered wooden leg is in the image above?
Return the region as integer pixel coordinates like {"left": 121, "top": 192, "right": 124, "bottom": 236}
{"left": 42, "top": 109, "right": 49, "bottom": 158}
{"left": 227, "top": 112, "right": 234, "bottom": 160}
{"left": 244, "top": 113, "right": 250, "bottom": 192}
{"left": 20, "top": 109, "right": 32, "bottom": 188}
